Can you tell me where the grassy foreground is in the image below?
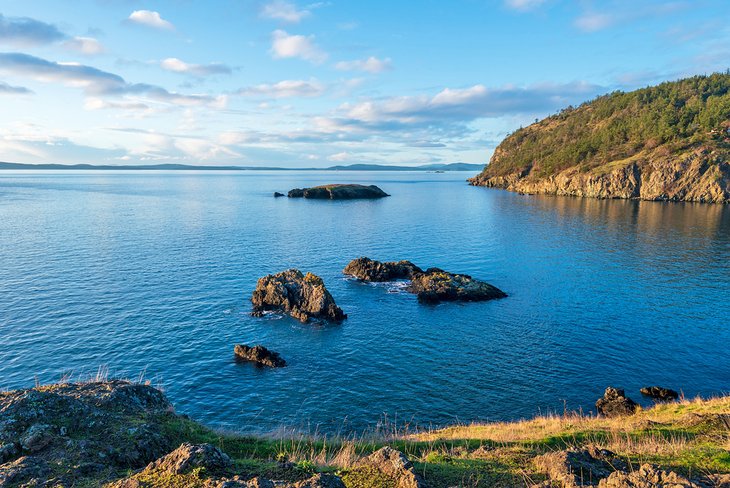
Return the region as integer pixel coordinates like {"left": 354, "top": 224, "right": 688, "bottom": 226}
{"left": 150, "top": 394, "right": 730, "bottom": 487}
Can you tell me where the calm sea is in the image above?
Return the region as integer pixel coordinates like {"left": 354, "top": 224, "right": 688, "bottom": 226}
{"left": 1, "top": 170, "right": 728, "bottom": 434}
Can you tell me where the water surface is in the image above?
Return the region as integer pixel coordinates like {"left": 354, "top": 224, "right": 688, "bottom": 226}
{"left": 1, "top": 170, "right": 728, "bottom": 433}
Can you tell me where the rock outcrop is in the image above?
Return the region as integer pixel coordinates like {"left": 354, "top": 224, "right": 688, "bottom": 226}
{"left": 534, "top": 445, "right": 625, "bottom": 487}
{"left": 274, "top": 192, "right": 285, "bottom": 197}
{"left": 595, "top": 387, "right": 638, "bottom": 418}
{"left": 597, "top": 463, "right": 697, "bottom": 487}
{"left": 343, "top": 257, "right": 423, "bottom": 282}
{"left": 356, "top": 447, "right": 427, "bottom": 488}
{"left": 251, "top": 269, "right": 346, "bottom": 323}
{"left": 408, "top": 268, "right": 507, "bottom": 304}
{"left": 640, "top": 386, "right": 679, "bottom": 402}
{"left": 0, "top": 380, "right": 176, "bottom": 487}
{"left": 287, "top": 184, "right": 389, "bottom": 200}
{"left": 234, "top": 344, "right": 287, "bottom": 368}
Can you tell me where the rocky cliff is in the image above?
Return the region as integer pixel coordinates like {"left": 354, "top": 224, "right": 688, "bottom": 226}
{"left": 469, "top": 74, "right": 730, "bottom": 203}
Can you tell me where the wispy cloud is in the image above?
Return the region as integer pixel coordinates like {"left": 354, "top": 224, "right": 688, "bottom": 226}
{"left": 260, "top": 0, "right": 311, "bottom": 23}
{"left": 0, "top": 80, "right": 32, "bottom": 94}
{"left": 238, "top": 79, "right": 325, "bottom": 98}
{"left": 0, "top": 13, "right": 65, "bottom": 46}
{"left": 574, "top": 12, "right": 615, "bottom": 32}
{"left": 63, "top": 36, "right": 105, "bottom": 55}
{"left": 335, "top": 56, "right": 392, "bottom": 74}
{"left": 160, "top": 58, "right": 232, "bottom": 77}
{"left": 0, "top": 52, "right": 222, "bottom": 107}
{"left": 574, "top": 1, "right": 689, "bottom": 33}
{"left": 127, "top": 10, "right": 174, "bottom": 30}
{"left": 504, "top": 0, "right": 547, "bottom": 12}
{"left": 270, "top": 29, "right": 327, "bottom": 64}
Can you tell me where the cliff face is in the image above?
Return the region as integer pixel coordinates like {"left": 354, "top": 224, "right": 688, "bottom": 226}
{"left": 469, "top": 73, "right": 730, "bottom": 203}
{"left": 470, "top": 147, "right": 730, "bottom": 203}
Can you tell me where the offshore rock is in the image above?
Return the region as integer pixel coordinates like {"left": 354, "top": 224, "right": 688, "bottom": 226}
{"left": 287, "top": 184, "right": 389, "bottom": 200}
{"left": 640, "top": 386, "right": 679, "bottom": 402}
{"left": 408, "top": 268, "right": 507, "bottom": 304}
{"left": 251, "top": 269, "right": 346, "bottom": 323}
{"left": 234, "top": 344, "right": 287, "bottom": 368}
{"left": 595, "top": 387, "right": 638, "bottom": 418}
{"left": 343, "top": 257, "right": 423, "bottom": 282}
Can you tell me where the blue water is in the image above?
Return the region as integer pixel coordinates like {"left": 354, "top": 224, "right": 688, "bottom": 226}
{"left": 1, "top": 170, "right": 728, "bottom": 434}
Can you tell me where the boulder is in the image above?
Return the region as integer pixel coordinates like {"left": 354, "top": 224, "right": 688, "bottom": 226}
{"left": 251, "top": 269, "right": 346, "bottom": 323}
{"left": 234, "top": 344, "right": 287, "bottom": 368}
{"left": 292, "top": 473, "right": 346, "bottom": 488}
{"left": 142, "top": 443, "right": 232, "bottom": 476}
{"left": 595, "top": 388, "right": 638, "bottom": 417}
{"left": 287, "top": 184, "right": 389, "bottom": 200}
{"left": 343, "top": 257, "right": 423, "bottom": 282}
{"left": 407, "top": 268, "right": 507, "bottom": 304}
{"left": 640, "top": 386, "right": 679, "bottom": 402}
{"left": 357, "top": 447, "right": 427, "bottom": 488}
{"left": 534, "top": 445, "right": 624, "bottom": 487}
{"left": 597, "top": 463, "right": 697, "bottom": 487}
{"left": 19, "top": 424, "right": 54, "bottom": 453}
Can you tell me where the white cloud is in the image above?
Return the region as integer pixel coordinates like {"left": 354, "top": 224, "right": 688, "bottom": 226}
{"left": 238, "top": 79, "right": 324, "bottom": 98}
{"left": 63, "top": 36, "right": 105, "bottom": 55}
{"left": 270, "top": 29, "right": 327, "bottom": 64}
{"left": 260, "top": 0, "right": 310, "bottom": 23}
{"left": 127, "top": 10, "right": 174, "bottom": 30}
{"left": 574, "top": 12, "right": 615, "bottom": 32}
{"left": 0, "top": 14, "right": 65, "bottom": 46}
{"left": 327, "top": 151, "right": 350, "bottom": 162}
{"left": 504, "top": 0, "right": 547, "bottom": 11}
{"left": 335, "top": 56, "right": 392, "bottom": 73}
{"left": 160, "top": 57, "right": 232, "bottom": 77}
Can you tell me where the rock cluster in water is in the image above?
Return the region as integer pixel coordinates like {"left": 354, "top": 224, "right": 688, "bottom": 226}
{"left": 595, "top": 387, "right": 639, "bottom": 417}
{"left": 343, "top": 257, "right": 422, "bottom": 282}
{"left": 286, "top": 184, "right": 389, "bottom": 200}
{"left": 251, "top": 269, "right": 346, "bottom": 323}
{"left": 234, "top": 344, "right": 287, "bottom": 368}
{"left": 640, "top": 385, "right": 679, "bottom": 401}
{"left": 343, "top": 257, "right": 507, "bottom": 304}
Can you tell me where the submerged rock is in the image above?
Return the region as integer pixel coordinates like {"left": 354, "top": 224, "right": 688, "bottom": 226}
{"left": 234, "top": 344, "right": 287, "bottom": 368}
{"left": 595, "top": 387, "right": 638, "bottom": 417}
{"left": 287, "top": 184, "right": 389, "bottom": 200}
{"left": 343, "top": 257, "right": 423, "bottom": 282}
{"left": 251, "top": 269, "right": 347, "bottom": 323}
{"left": 408, "top": 268, "right": 507, "bottom": 303}
{"left": 640, "top": 386, "right": 679, "bottom": 402}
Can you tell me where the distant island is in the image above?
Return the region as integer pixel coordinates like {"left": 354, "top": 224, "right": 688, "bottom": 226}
{"left": 470, "top": 73, "right": 730, "bottom": 203}
{"left": 0, "top": 161, "right": 483, "bottom": 172}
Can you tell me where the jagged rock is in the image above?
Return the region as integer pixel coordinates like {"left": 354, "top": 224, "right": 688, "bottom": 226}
{"left": 595, "top": 388, "right": 638, "bottom": 418}
{"left": 287, "top": 184, "right": 389, "bottom": 200}
{"left": 408, "top": 268, "right": 507, "bottom": 304}
{"left": 597, "top": 463, "right": 697, "bottom": 487}
{"left": 144, "top": 443, "right": 232, "bottom": 475}
{"left": 292, "top": 473, "right": 346, "bottom": 488}
{"left": 0, "top": 456, "right": 50, "bottom": 486}
{"left": 640, "top": 386, "right": 679, "bottom": 402}
{"left": 251, "top": 269, "right": 346, "bottom": 323}
{"left": 19, "top": 424, "right": 54, "bottom": 453}
{"left": 343, "top": 257, "right": 423, "bottom": 282}
{"left": 358, "top": 447, "right": 427, "bottom": 488}
{"left": 534, "top": 445, "right": 624, "bottom": 487}
{"left": 274, "top": 192, "right": 285, "bottom": 197}
{"left": 234, "top": 344, "right": 287, "bottom": 368}
{"left": 0, "top": 380, "right": 176, "bottom": 486}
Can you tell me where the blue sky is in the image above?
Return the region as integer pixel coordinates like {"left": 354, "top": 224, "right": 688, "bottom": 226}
{"left": 0, "top": 0, "right": 727, "bottom": 167}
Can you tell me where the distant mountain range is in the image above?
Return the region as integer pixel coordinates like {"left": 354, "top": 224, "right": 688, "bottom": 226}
{"left": 0, "top": 161, "right": 484, "bottom": 172}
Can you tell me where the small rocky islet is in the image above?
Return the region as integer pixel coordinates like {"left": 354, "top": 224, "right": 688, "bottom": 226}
{"left": 343, "top": 257, "right": 507, "bottom": 303}
{"left": 280, "top": 184, "right": 389, "bottom": 200}
{"left": 233, "top": 344, "right": 287, "bottom": 368}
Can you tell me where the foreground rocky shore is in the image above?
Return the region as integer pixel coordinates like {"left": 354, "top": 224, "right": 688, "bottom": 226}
{"left": 1, "top": 380, "right": 728, "bottom": 487}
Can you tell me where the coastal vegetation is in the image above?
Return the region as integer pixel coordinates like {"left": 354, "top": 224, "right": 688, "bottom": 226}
{"left": 470, "top": 73, "right": 730, "bottom": 203}
{"left": 1, "top": 379, "right": 728, "bottom": 487}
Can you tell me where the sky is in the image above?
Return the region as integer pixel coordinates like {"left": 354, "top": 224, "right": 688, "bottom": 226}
{"left": 0, "top": 0, "right": 728, "bottom": 167}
